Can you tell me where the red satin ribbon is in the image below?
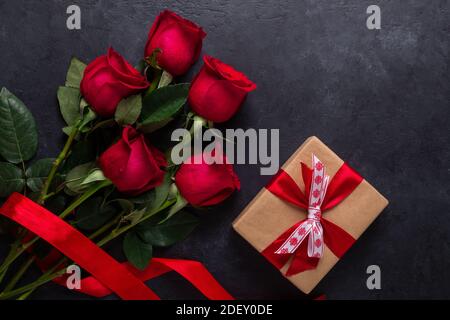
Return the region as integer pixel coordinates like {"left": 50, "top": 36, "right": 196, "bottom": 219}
{"left": 0, "top": 192, "right": 233, "bottom": 300}
{"left": 262, "top": 161, "right": 363, "bottom": 276}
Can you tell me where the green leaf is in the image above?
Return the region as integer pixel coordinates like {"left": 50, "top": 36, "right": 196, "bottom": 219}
{"left": 25, "top": 158, "right": 54, "bottom": 192}
{"left": 122, "top": 208, "right": 145, "bottom": 225}
{"left": 74, "top": 196, "right": 117, "bottom": 230}
{"left": 108, "top": 198, "right": 134, "bottom": 213}
{"left": 123, "top": 232, "right": 153, "bottom": 270}
{"left": 58, "top": 86, "right": 81, "bottom": 126}
{"left": 115, "top": 94, "right": 142, "bottom": 125}
{"left": 81, "top": 169, "right": 106, "bottom": 186}
{"left": 150, "top": 172, "right": 172, "bottom": 211}
{"left": 161, "top": 193, "right": 188, "bottom": 223}
{"left": 137, "top": 211, "right": 199, "bottom": 247}
{"left": 129, "top": 190, "right": 155, "bottom": 205}
{"left": 80, "top": 98, "right": 89, "bottom": 109}
{"left": 79, "top": 102, "right": 96, "bottom": 131}
{"left": 65, "top": 57, "right": 87, "bottom": 88}
{"left": 0, "top": 162, "right": 25, "bottom": 197}
{"left": 157, "top": 70, "right": 173, "bottom": 88}
{"left": 65, "top": 162, "right": 95, "bottom": 193}
{"left": 62, "top": 126, "right": 76, "bottom": 137}
{"left": 129, "top": 171, "right": 172, "bottom": 210}
{"left": 0, "top": 88, "right": 38, "bottom": 163}
{"left": 137, "top": 118, "right": 172, "bottom": 134}
{"left": 138, "top": 83, "right": 189, "bottom": 130}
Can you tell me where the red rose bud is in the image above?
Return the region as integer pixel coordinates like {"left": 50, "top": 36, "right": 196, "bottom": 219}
{"left": 144, "top": 10, "right": 206, "bottom": 76}
{"left": 99, "top": 126, "right": 167, "bottom": 195}
{"left": 175, "top": 153, "right": 240, "bottom": 207}
{"left": 188, "top": 56, "right": 257, "bottom": 123}
{"left": 80, "top": 47, "right": 149, "bottom": 117}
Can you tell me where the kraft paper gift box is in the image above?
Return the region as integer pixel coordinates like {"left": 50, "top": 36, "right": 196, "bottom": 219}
{"left": 232, "top": 136, "right": 389, "bottom": 294}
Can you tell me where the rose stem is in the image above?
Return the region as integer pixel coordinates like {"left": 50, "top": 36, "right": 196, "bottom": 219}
{"left": 38, "top": 125, "right": 80, "bottom": 204}
{"left": 3, "top": 256, "right": 36, "bottom": 292}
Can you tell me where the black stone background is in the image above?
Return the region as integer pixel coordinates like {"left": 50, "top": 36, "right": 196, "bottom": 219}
{"left": 0, "top": 0, "right": 448, "bottom": 299}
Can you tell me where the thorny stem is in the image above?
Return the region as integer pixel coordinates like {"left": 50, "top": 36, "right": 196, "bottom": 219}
{"left": 38, "top": 125, "right": 80, "bottom": 205}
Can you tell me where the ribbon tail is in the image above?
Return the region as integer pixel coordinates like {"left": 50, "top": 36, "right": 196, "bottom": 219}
{"left": 261, "top": 220, "right": 305, "bottom": 269}
{"left": 285, "top": 241, "right": 319, "bottom": 276}
{"left": 59, "top": 258, "right": 234, "bottom": 300}
{"left": 307, "top": 222, "right": 324, "bottom": 258}
{"left": 151, "top": 258, "right": 234, "bottom": 300}
{"left": 261, "top": 240, "right": 292, "bottom": 270}
{"left": 321, "top": 218, "right": 355, "bottom": 258}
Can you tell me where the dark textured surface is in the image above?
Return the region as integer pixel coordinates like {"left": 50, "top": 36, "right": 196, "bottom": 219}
{"left": 0, "top": 0, "right": 449, "bottom": 299}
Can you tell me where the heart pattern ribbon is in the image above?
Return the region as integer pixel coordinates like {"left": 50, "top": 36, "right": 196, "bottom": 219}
{"left": 274, "top": 155, "right": 329, "bottom": 258}
{"left": 262, "top": 153, "right": 363, "bottom": 276}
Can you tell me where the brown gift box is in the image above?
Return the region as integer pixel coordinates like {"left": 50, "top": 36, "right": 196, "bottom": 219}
{"left": 232, "top": 136, "right": 389, "bottom": 294}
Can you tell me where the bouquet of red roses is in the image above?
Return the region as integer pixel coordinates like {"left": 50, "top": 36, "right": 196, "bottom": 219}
{"left": 0, "top": 10, "right": 255, "bottom": 299}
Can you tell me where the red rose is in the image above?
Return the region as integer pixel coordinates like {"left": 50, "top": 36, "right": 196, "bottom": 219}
{"left": 99, "top": 126, "right": 167, "bottom": 195}
{"left": 144, "top": 10, "right": 206, "bottom": 76}
{"left": 175, "top": 152, "right": 240, "bottom": 206}
{"left": 80, "top": 48, "right": 149, "bottom": 117}
{"left": 188, "top": 56, "right": 256, "bottom": 123}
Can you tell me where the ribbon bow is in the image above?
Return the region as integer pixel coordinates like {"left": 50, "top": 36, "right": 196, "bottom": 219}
{"left": 262, "top": 154, "right": 363, "bottom": 276}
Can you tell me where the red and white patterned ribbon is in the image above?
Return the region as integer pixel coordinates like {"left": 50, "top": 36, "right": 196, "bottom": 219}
{"left": 275, "top": 154, "right": 330, "bottom": 258}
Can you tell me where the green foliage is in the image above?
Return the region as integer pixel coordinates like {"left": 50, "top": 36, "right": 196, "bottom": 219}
{"left": 74, "top": 196, "right": 117, "bottom": 230}
{"left": 123, "top": 232, "right": 153, "bottom": 270}
{"left": 138, "top": 83, "right": 189, "bottom": 132}
{"left": 25, "top": 158, "right": 54, "bottom": 192}
{"left": 64, "top": 162, "right": 96, "bottom": 194}
{"left": 137, "top": 211, "right": 199, "bottom": 247}
{"left": 0, "top": 88, "right": 38, "bottom": 164}
{"left": 62, "top": 140, "right": 96, "bottom": 173}
{"left": 57, "top": 86, "right": 81, "bottom": 126}
{"left": 0, "top": 162, "right": 25, "bottom": 197}
{"left": 115, "top": 94, "right": 142, "bottom": 125}
{"left": 65, "top": 57, "right": 87, "bottom": 88}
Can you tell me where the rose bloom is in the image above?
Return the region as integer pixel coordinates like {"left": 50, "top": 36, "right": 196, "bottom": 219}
{"left": 175, "top": 152, "right": 240, "bottom": 206}
{"left": 80, "top": 47, "right": 149, "bottom": 117}
{"left": 99, "top": 126, "right": 167, "bottom": 195}
{"left": 144, "top": 10, "right": 206, "bottom": 76}
{"left": 188, "top": 56, "right": 256, "bottom": 123}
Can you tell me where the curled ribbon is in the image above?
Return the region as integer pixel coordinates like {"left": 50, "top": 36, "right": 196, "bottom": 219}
{"left": 0, "top": 193, "right": 233, "bottom": 300}
{"left": 262, "top": 154, "right": 363, "bottom": 276}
